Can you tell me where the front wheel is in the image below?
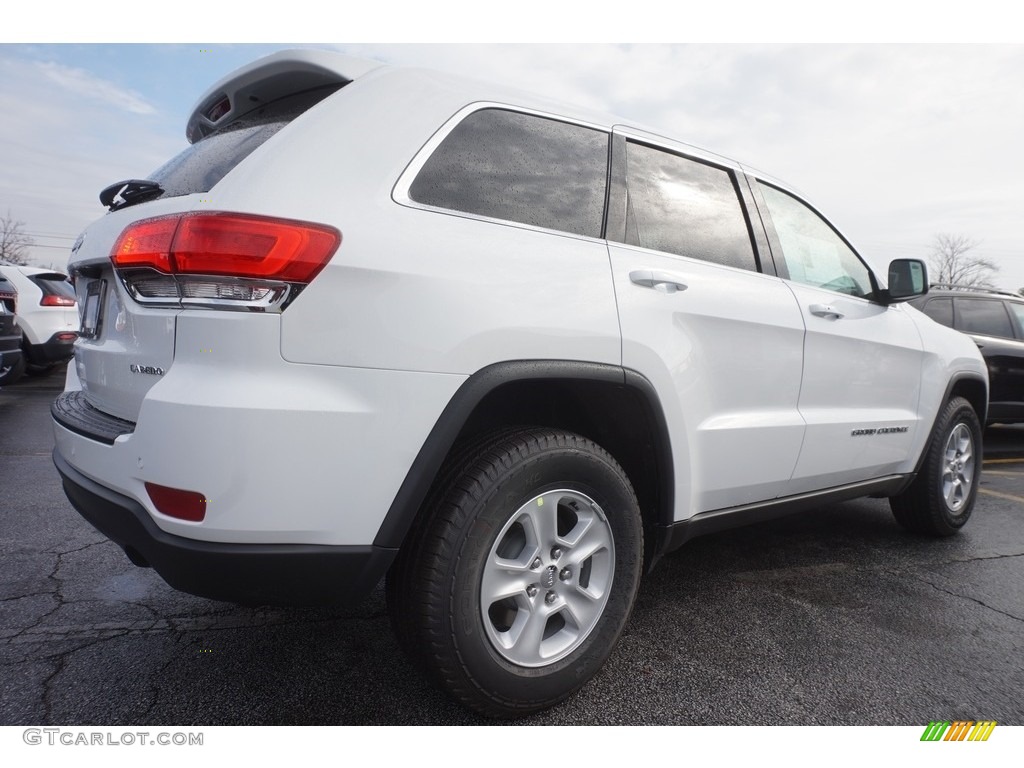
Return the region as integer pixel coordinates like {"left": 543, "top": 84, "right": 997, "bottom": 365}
{"left": 387, "top": 428, "right": 643, "bottom": 718}
{"left": 890, "top": 396, "right": 982, "bottom": 536}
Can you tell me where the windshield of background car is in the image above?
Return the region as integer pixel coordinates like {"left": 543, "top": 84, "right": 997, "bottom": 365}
{"left": 147, "top": 84, "right": 343, "bottom": 200}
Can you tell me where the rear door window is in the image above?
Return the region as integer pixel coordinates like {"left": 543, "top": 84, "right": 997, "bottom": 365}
{"left": 621, "top": 141, "right": 757, "bottom": 271}
{"left": 955, "top": 298, "right": 1014, "bottom": 338}
{"left": 408, "top": 109, "right": 609, "bottom": 238}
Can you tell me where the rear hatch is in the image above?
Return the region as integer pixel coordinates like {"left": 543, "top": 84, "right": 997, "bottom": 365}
{"left": 66, "top": 50, "right": 379, "bottom": 424}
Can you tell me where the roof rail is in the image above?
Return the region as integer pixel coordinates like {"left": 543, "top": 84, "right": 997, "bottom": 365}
{"left": 928, "top": 283, "right": 1017, "bottom": 297}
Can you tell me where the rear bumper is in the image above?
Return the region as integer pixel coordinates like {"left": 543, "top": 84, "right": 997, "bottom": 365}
{"left": 54, "top": 449, "right": 396, "bottom": 607}
{"left": 26, "top": 331, "right": 77, "bottom": 365}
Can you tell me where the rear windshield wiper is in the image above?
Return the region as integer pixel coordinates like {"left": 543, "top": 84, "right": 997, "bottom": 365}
{"left": 99, "top": 179, "right": 164, "bottom": 211}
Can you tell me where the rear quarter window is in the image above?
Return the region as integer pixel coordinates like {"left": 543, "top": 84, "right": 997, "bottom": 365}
{"left": 408, "top": 109, "right": 609, "bottom": 238}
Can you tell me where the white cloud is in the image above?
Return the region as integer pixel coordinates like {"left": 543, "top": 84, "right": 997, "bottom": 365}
{"left": 36, "top": 60, "right": 157, "bottom": 115}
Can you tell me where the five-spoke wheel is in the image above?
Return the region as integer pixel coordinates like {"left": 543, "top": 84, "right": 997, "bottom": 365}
{"left": 386, "top": 428, "right": 642, "bottom": 718}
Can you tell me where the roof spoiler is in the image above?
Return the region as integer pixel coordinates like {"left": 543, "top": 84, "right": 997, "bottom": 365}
{"left": 185, "top": 49, "right": 384, "bottom": 144}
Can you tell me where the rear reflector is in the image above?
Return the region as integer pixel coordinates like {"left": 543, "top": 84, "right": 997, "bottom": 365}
{"left": 55, "top": 332, "right": 78, "bottom": 342}
{"left": 145, "top": 482, "right": 207, "bottom": 522}
{"left": 111, "top": 212, "right": 340, "bottom": 283}
{"left": 41, "top": 295, "right": 77, "bottom": 307}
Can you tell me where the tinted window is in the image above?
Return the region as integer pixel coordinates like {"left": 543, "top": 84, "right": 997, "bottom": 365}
{"left": 921, "top": 297, "right": 953, "bottom": 327}
{"left": 1005, "top": 302, "right": 1024, "bottom": 337}
{"left": 409, "top": 109, "right": 608, "bottom": 238}
{"left": 623, "top": 142, "right": 756, "bottom": 271}
{"left": 29, "top": 273, "right": 75, "bottom": 300}
{"left": 956, "top": 298, "right": 1013, "bottom": 338}
{"left": 150, "top": 85, "right": 342, "bottom": 199}
{"left": 760, "top": 184, "right": 873, "bottom": 298}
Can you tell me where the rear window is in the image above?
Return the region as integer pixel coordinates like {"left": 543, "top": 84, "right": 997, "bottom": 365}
{"left": 149, "top": 85, "right": 342, "bottom": 200}
{"left": 409, "top": 109, "right": 609, "bottom": 238}
{"left": 29, "top": 273, "right": 75, "bottom": 300}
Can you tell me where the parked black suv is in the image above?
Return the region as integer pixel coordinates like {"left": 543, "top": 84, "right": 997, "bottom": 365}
{"left": 911, "top": 287, "right": 1024, "bottom": 424}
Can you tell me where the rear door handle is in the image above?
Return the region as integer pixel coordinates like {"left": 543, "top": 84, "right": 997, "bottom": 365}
{"left": 629, "top": 270, "right": 688, "bottom": 294}
{"left": 809, "top": 303, "right": 844, "bottom": 320}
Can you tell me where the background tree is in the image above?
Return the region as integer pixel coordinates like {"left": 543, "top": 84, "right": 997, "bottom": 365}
{"left": 927, "top": 234, "right": 999, "bottom": 291}
{"left": 0, "top": 211, "right": 35, "bottom": 266}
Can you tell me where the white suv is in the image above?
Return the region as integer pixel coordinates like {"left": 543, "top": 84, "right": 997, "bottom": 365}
{"left": 0, "top": 265, "right": 78, "bottom": 382}
{"left": 53, "top": 50, "right": 988, "bottom": 718}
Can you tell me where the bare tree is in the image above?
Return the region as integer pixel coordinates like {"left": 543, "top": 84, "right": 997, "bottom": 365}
{"left": 927, "top": 234, "right": 999, "bottom": 291}
{"left": 0, "top": 210, "right": 35, "bottom": 266}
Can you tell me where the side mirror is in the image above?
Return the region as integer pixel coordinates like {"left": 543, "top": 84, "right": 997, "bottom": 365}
{"left": 883, "top": 259, "right": 928, "bottom": 303}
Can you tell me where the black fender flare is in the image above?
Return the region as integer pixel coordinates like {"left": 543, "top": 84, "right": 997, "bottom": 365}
{"left": 372, "top": 360, "right": 674, "bottom": 549}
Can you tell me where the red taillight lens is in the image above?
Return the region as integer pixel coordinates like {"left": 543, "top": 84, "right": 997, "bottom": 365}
{"left": 41, "top": 295, "right": 76, "bottom": 307}
{"left": 145, "top": 482, "right": 207, "bottom": 522}
{"left": 111, "top": 216, "right": 178, "bottom": 272}
{"left": 111, "top": 212, "right": 340, "bottom": 283}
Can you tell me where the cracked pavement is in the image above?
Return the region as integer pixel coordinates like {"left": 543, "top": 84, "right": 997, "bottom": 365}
{"left": 2, "top": 373, "right": 1023, "bottom": 725}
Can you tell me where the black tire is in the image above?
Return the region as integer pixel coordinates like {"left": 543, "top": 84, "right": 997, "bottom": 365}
{"left": 386, "top": 427, "right": 643, "bottom": 718}
{"left": 0, "top": 353, "right": 26, "bottom": 386}
{"left": 890, "top": 396, "right": 982, "bottom": 536}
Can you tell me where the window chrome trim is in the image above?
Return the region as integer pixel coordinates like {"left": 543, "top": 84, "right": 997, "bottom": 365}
{"left": 392, "top": 101, "right": 612, "bottom": 246}
{"left": 611, "top": 125, "right": 743, "bottom": 174}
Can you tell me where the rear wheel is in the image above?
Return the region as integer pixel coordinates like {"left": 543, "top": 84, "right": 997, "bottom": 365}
{"left": 890, "top": 396, "right": 982, "bottom": 536}
{"left": 387, "top": 428, "right": 643, "bottom": 718}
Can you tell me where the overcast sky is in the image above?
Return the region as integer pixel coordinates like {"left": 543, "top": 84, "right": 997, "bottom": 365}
{"left": 2, "top": 42, "right": 1022, "bottom": 291}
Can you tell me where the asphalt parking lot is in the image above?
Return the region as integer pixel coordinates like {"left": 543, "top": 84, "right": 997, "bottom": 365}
{"left": 2, "top": 370, "right": 1022, "bottom": 726}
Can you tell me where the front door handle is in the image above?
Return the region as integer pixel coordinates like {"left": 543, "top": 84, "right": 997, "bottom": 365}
{"left": 630, "top": 270, "right": 688, "bottom": 295}
{"left": 809, "top": 303, "right": 844, "bottom": 320}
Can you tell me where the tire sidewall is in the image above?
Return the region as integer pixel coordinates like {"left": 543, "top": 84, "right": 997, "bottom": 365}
{"left": 446, "top": 446, "right": 641, "bottom": 707}
{"left": 932, "top": 402, "right": 982, "bottom": 530}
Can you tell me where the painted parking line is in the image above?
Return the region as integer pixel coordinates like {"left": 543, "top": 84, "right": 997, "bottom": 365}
{"left": 978, "top": 487, "right": 1024, "bottom": 504}
{"left": 980, "top": 469, "right": 1024, "bottom": 477}
{"left": 982, "top": 458, "right": 1024, "bottom": 465}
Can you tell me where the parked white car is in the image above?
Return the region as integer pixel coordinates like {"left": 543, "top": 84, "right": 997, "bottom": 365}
{"left": 0, "top": 265, "right": 77, "bottom": 383}
{"left": 53, "top": 50, "right": 988, "bottom": 717}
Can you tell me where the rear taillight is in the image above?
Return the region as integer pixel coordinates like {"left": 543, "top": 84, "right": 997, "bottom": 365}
{"left": 110, "top": 212, "right": 341, "bottom": 311}
{"left": 41, "top": 295, "right": 76, "bottom": 307}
